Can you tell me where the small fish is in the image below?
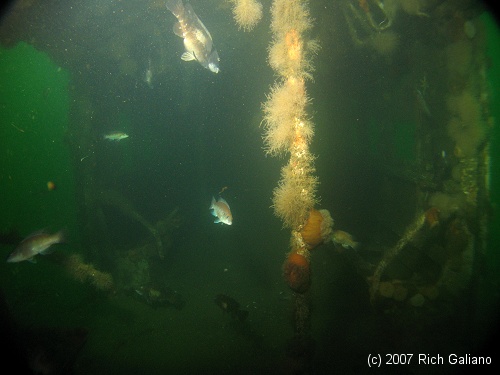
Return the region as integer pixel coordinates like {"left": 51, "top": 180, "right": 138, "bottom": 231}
{"left": 215, "top": 294, "right": 248, "bottom": 322}
{"left": 145, "top": 58, "right": 153, "bottom": 89}
{"left": 210, "top": 196, "right": 232, "bottom": 225}
{"left": 331, "top": 230, "right": 359, "bottom": 250}
{"left": 132, "top": 284, "right": 185, "bottom": 309}
{"left": 7, "top": 230, "right": 65, "bottom": 263}
{"left": 415, "top": 89, "right": 431, "bottom": 117}
{"left": 103, "top": 132, "right": 129, "bottom": 141}
{"left": 166, "top": 0, "right": 220, "bottom": 73}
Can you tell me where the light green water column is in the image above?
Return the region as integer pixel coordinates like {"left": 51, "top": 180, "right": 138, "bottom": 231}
{"left": 0, "top": 42, "right": 77, "bottom": 240}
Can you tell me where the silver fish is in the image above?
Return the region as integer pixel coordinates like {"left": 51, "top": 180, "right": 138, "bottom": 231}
{"left": 7, "top": 230, "right": 64, "bottom": 263}
{"left": 103, "top": 132, "right": 129, "bottom": 141}
{"left": 166, "top": 0, "right": 220, "bottom": 73}
{"left": 210, "top": 196, "right": 232, "bottom": 225}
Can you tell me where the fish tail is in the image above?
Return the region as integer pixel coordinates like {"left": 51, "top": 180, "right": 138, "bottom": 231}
{"left": 55, "top": 229, "right": 66, "bottom": 244}
{"left": 165, "top": 0, "right": 183, "bottom": 15}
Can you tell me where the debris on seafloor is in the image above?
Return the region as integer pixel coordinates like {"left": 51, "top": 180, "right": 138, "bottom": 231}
{"left": 127, "top": 283, "right": 185, "bottom": 310}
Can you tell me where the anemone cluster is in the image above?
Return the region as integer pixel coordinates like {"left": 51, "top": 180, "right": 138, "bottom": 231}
{"left": 262, "top": 0, "right": 319, "bottom": 231}
{"left": 230, "top": 0, "right": 263, "bottom": 32}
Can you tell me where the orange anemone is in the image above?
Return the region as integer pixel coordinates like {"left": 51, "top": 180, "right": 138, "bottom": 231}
{"left": 47, "top": 181, "right": 56, "bottom": 191}
{"left": 300, "top": 209, "right": 333, "bottom": 249}
{"left": 359, "top": 0, "right": 370, "bottom": 13}
{"left": 283, "top": 251, "right": 310, "bottom": 293}
{"left": 425, "top": 207, "right": 440, "bottom": 228}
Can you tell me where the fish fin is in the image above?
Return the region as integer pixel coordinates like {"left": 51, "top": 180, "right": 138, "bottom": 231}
{"left": 21, "top": 229, "right": 47, "bottom": 242}
{"left": 181, "top": 52, "right": 196, "bottom": 62}
{"left": 28, "top": 257, "right": 37, "bottom": 264}
{"left": 57, "top": 229, "right": 66, "bottom": 244}
{"left": 211, "top": 210, "right": 218, "bottom": 217}
{"left": 214, "top": 218, "right": 221, "bottom": 224}
{"left": 40, "top": 247, "right": 56, "bottom": 255}
{"left": 172, "top": 22, "right": 183, "bottom": 38}
{"left": 183, "top": 3, "right": 196, "bottom": 16}
{"left": 166, "top": 0, "right": 183, "bottom": 15}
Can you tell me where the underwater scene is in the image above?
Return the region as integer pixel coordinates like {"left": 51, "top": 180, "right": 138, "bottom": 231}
{"left": 1, "top": 0, "right": 499, "bottom": 374}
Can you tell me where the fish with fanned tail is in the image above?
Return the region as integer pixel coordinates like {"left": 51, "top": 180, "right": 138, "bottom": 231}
{"left": 166, "top": 0, "right": 220, "bottom": 73}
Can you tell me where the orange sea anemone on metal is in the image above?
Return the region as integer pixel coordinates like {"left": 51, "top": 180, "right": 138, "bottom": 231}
{"left": 283, "top": 251, "right": 311, "bottom": 293}
{"left": 300, "top": 209, "right": 325, "bottom": 249}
